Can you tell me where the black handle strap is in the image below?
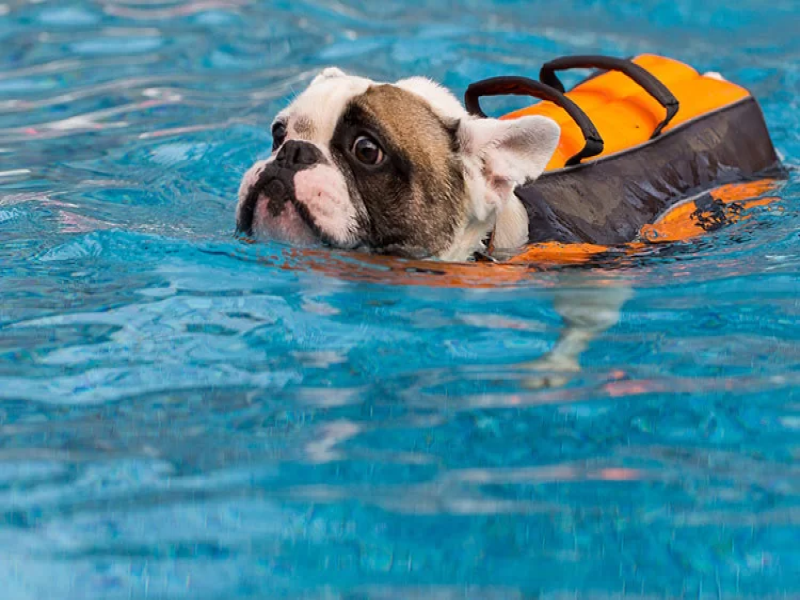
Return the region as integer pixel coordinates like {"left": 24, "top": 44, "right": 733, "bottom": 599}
{"left": 465, "top": 76, "right": 603, "bottom": 167}
{"left": 539, "top": 55, "right": 680, "bottom": 138}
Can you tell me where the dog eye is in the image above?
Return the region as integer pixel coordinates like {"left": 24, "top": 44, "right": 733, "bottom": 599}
{"left": 271, "top": 121, "right": 287, "bottom": 152}
{"left": 351, "top": 135, "right": 384, "bottom": 166}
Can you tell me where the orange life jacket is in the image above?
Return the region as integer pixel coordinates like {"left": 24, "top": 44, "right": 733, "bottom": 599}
{"left": 465, "top": 54, "right": 782, "bottom": 257}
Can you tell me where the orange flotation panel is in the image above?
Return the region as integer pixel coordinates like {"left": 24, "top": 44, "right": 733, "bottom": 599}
{"left": 504, "top": 54, "right": 751, "bottom": 171}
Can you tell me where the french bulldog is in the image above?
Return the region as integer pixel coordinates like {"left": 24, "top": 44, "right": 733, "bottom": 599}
{"left": 236, "top": 67, "right": 560, "bottom": 261}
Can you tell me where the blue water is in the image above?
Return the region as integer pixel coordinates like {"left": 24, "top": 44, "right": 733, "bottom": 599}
{"left": 1, "top": 1, "right": 799, "bottom": 598}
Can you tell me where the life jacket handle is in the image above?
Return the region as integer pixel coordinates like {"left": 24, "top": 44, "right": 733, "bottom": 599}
{"left": 464, "top": 76, "right": 604, "bottom": 167}
{"left": 539, "top": 55, "right": 680, "bottom": 138}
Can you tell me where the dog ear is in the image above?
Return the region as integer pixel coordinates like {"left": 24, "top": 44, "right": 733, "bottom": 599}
{"left": 312, "top": 67, "right": 347, "bottom": 85}
{"left": 459, "top": 115, "right": 560, "bottom": 204}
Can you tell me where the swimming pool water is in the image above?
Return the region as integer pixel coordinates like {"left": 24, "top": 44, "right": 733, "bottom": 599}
{"left": 1, "top": 1, "right": 798, "bottom": 598}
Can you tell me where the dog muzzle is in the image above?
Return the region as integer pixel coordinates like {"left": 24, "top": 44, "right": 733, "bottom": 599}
{"left": 237, "top": 140, "right": 328, "bottom": 242}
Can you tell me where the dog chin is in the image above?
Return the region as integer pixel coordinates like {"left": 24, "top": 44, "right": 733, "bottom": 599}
{"left": 251, "top": 196, "right": 320, "bottom": 246}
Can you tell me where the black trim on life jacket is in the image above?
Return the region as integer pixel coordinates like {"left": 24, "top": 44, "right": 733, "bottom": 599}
{"left": 516, "top": 96, "right": 783, "bottom": 246}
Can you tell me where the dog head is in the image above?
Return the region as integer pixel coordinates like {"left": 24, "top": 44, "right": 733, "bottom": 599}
{"left": 237, "top": 68, "right": 560, "bottom": 261}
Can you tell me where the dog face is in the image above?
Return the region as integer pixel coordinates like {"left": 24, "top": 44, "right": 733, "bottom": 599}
{"left": 237, "top": 68, "right": 560, "bottom": 261}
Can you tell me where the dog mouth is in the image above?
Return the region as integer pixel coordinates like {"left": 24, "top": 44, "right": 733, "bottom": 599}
{"left": 237, "top": 169, "right": 328, "bottom": 245}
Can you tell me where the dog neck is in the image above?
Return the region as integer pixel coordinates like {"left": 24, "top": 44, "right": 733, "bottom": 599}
{"left": 435, "top": 141, "right": 531, "bottom": 261}
{"left": 438, "top": 192, "right": 529, "bottom": 262}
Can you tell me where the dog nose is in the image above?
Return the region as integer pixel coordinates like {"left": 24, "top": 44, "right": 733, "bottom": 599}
{"left": 275, "top": 140, "right": 320, "bottom": 168}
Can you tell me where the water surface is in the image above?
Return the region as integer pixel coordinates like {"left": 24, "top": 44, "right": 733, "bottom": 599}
{"left": 1, "top": 1, "right": 798, "bottom": 598}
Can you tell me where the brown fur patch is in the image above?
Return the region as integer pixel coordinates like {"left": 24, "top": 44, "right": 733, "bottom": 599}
{"left": 354, "top": 85, "right": 458, "bottom": 187}
{"left": 343, "top": 85, "right": 466, "bottom": 255}
{"left": 292, "top": 115, "right": 316, "bottom": 139}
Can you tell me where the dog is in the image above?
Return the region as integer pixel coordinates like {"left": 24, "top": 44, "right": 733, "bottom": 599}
{"left": 236, "top": 67, "right": 560, "bottom": 261}
{"left": 236, "top": 68, "right": 626, "bottom": 382}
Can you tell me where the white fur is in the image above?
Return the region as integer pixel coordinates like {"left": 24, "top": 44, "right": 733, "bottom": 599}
{"left": 237, "top": 158, "right": 268, "bottom": 226}
{"left": 493, "top": 195, "right": 530, "bottom": 249}
{"left": 462, "top": 116, "right": 560, "bottom": 192}
{"left": 293, "top": 165, "right": 359, "bottom": 247}
{"left": 278, "top": 70, "right": 374, "bottom": 149}
{"left": 395, "top": 76, "right": 470, "bottom": 121}
{"left": 312, "top": 67, "right": 347, "bottom": 83}
{"left": 438, "top": 115, "right": 559, "bottom": 259}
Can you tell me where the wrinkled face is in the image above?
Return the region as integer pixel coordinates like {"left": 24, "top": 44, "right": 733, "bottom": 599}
{"left": 237, "top": 69, "right": 560, "bottom": 260}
